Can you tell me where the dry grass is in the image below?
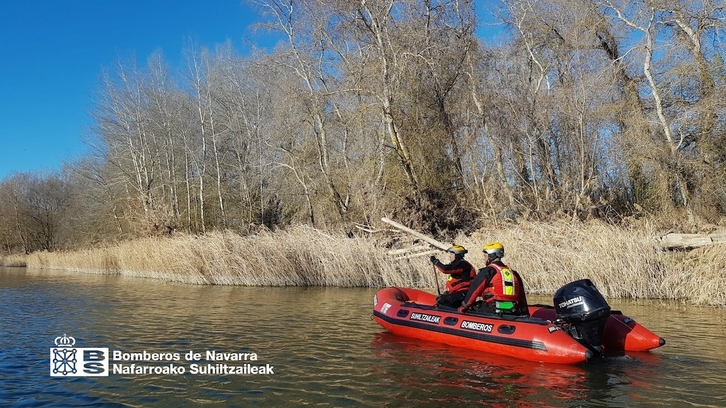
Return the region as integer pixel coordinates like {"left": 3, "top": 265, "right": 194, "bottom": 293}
{"left": 19, "top": 226, "right": 426, "bottom": 288}
{"left": 6, "top": 221, "right": 726, "bottom": 306}
{"left": 453, "top": 220, "right": 726, "bottom": 306}
{"left": 0, "top": 253, "right": 27, "bottom": 267}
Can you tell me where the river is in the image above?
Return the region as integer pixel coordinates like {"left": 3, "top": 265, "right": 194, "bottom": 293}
{"left": 1, "top": 267, "right": 725, "bottom": 407}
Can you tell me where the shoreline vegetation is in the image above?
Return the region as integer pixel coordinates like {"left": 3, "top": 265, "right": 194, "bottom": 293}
{"left": 2, "top": 221, "right": 725, "bottom": 307}
{"left": 2, "top": 2, "right": 725, "bottom": 313}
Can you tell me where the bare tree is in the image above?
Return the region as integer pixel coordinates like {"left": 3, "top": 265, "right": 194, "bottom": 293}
{"left": 253, "top": 0, "right": 351, "bottom": 219}
{"left": 0, "top": 174, "right": 31, "bottom": 253}
{"left": 600, "top": 0, "right": 707, "bottom": 217}
{"left": 349, "top": 0, "right": 421, "bottom": 190}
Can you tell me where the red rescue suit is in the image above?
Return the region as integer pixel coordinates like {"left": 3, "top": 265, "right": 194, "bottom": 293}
{"left": 433, "top": 258, "right": 476, "bottom": 294}
{"left": 463, "top": 260, "right": 528, "bottom": 312}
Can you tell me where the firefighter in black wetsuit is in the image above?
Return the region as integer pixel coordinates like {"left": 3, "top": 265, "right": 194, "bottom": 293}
{"left": 430, "top": 245, "right": 477, "bottom": 308}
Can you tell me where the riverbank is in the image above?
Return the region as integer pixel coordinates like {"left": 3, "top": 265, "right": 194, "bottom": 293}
{"left": 2, "top": 221, "right": 725, "bottom": 306}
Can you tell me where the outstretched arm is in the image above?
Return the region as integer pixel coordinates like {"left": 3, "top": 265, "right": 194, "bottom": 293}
{"left": 433, "top": 258, "right": 469, "bottom": 275}
{"left": 462, "top": 267, "right": 493, "bottom": 307}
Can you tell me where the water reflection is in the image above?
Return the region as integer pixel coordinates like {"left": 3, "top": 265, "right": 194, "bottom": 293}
{"left": 2, "top": 268, "right": 726, "bottom": 407}
{"left": 370, "top": 332, "right": 589, "bottom": 407}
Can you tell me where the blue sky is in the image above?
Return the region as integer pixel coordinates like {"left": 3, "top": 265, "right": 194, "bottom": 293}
{"left": 0, "top": 1, "right": 504, "bottom": 182}
{"left": 0, "top": 1, "right": 266, "bottom": 181}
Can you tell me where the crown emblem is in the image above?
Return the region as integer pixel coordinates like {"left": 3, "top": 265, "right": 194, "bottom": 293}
{"left": 54, "top": 334, "right": 76, "bottom": 347}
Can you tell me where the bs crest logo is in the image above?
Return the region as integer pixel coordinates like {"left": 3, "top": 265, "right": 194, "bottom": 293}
{"left": 49, "top": 334, "right": 109, "bottom": 377}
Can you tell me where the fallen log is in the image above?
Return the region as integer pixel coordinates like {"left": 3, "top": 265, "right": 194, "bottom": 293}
{"left": 381, "top": 217, "right": 450, "bottom": 250}
{"left": 386, "top": 245, "right": 434, "bottom": 256}
{"left": 391, "top": 250, "right": 439, "bottom": 261}
{"left": 659, "top": 232, "right": 726, "bottom": 249}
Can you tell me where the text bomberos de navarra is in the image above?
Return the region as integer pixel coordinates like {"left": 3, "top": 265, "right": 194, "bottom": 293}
{"left": 110, "top": 350, "right": 274, "bottom": 375}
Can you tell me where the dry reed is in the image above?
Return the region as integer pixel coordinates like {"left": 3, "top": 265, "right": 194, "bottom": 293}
{"left": 5, "top": 221, "right": 725, "bottom": 306}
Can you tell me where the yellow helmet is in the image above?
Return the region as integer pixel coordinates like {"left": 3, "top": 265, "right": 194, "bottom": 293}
{"left": 447, "top": 245, "right": 468, "bottom": 256}
{"left": 483, "top": 242, "right": 504, "bottom": 259}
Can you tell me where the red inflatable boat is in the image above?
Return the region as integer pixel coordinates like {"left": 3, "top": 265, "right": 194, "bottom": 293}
{"left": 372, "top": 279, "right": 665, "bottom": 364}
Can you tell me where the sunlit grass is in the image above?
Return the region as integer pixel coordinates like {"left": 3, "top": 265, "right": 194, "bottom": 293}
{"left": 5, "top": 221, "right": 725, "bottom": 306}
{"left": 19, "top": 226, "right": 424, "bottom": 288}
{"left": 0, "top": 253, "right": 26, "bottom": 267}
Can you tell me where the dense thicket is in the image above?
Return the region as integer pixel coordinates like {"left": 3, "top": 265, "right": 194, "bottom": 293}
{"left": 1, "top": 0, "right": 724, "bottom": 254}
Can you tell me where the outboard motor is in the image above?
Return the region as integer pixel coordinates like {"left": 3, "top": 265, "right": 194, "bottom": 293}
{"left": 553, "top": 279, "right": 611, "bottom": 355}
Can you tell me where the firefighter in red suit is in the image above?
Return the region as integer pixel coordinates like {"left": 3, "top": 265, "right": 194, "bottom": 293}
{"left": 458, "top": 242, "right": 529, "bottom": 315}
{"left": 430, "top": 245, "right": 476, "bottom": 308}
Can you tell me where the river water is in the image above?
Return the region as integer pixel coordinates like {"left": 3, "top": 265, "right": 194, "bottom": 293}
{"left": 1, "top": 267, "right": 725, "bottom": 407}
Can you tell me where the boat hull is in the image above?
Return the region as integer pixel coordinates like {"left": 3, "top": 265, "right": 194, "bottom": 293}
{"left": 373, "top": 287, "right": 664, "bottom": 364}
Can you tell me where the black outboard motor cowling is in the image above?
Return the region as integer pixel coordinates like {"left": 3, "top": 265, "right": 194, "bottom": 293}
{"left": 553, "top": 279, "right": 611, "bottom": 355}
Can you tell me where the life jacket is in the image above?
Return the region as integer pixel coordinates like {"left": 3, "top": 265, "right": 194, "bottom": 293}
{"left": 482, "top": 262, "right": 522, "bottom": 304}
{"left": 440, "top": 260, "right": 476, "bottom": 294}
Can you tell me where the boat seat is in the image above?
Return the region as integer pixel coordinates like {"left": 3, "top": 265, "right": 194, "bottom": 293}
{"left": 471, "top": 301, "right": 530, "bottom": 319}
